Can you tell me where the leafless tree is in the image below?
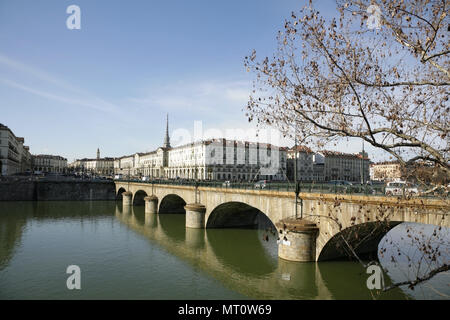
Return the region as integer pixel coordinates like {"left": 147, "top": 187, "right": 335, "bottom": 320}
{"left": 245, "top": 0, "right": 449, "bottom": 296}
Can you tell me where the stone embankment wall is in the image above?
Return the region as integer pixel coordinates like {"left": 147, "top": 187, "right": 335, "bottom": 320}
{"left": 0, "top": 180, "right": 116, "bottom": 201}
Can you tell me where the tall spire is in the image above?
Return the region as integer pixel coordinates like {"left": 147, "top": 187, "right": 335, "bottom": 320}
{"left": 163, "top": 114, "right": 171, "bottom": 148}
{"left": 97, "top": 148, "right": 100, "bottom": 159}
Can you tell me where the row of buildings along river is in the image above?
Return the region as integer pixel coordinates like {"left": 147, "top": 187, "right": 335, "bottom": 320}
{"left": 69, "top": 117, "right": 371, "bottom": 183}
{"left": 0, "top": 123, "right": 67, "bottom": 176}
{"left": 1, "top": 119, "right": 376, "bottom": 183}
{"left": 7, "top": 118, "right": 418, "bottom": 184}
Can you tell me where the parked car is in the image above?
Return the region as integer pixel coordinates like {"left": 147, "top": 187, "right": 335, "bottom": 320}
{"left": 141, "top": 176, "right": 150, "bottom": 182}
{"left": 254, "top": 180, "right": 267, "bottom": 189}
{"left": 114, "top": 174, "right": 123, "bottom": 180}
{"left": 385, "top": 181, "right": 419, "bottom": 196}
{"left": 352, "top": 182, "right": 376, "bottom": 194}
{"left": 431, "top": 184, "right": 449, "bottom": 197}
{"left": 222, "top": 180, "right": 231, "bottom": 187}
{"left": 328, "top": 180, "right": 353, "bottom": 193}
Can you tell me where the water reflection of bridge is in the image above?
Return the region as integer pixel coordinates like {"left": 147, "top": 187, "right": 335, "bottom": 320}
{"left": 0, "top": 201, "right": 409, "bottom": 299}
{"left": 115, "top": 205, "right": 407, "bottom": 299}
{"left": 115, "top": 182, "right": 449, "bottom": 262}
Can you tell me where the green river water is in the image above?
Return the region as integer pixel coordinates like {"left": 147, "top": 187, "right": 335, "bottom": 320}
{"left": 0, "top": 201, "right": 448, "bottom": 299}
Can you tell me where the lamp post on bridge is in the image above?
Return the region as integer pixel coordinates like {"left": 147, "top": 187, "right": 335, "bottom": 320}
{"left": 293, "top": 121, "right": 303, "bottom": 220}
{"left": 143, "top": 162, "right": 158, "bottom": 215}
{"left": 186, "top": 174, "right": 205, "bottom": 228}
{"left": 275, "top": 113, "right": 318, "bottom": 262}
{"left": 151, "top": 162, "right": 155, "bottom": 195}
{"left": 126, "top": 162, "right": 134, "bottom": 191}
{"left": 195, "top": 178, "right": 199, "bottom": 204}
{"left": 122, "top": 164, "right": 133, "bottom": 208}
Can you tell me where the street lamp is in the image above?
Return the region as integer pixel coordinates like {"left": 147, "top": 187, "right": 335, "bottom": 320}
{"left": 294, "top": 121, "right": 303, "bottom": 220}
{"left": 127, "top": 164, "right": 131, "bottom": 192}
{"left": 360, "top": 140, "right": 365, "bottom": 184}
{"left": 151, "top": 162, "right": 154, "bottom": 195}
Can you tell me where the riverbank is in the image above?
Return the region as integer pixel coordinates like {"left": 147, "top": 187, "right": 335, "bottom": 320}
{"left": 0, "top": 180, "right": 116, "bottom": 201}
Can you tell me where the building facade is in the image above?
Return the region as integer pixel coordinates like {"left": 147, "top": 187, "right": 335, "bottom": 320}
{"left": 0, "top": 123, "right": 32, "bottom": 175}
{"left": 32, "top": 154, "right": 67, "bottom": 173}
{"left": 113, "top": 117, "right": 287, "bottom": 181}
{"left": 320, "top": 150, "right": 370, "bottom": 183}
{"left": 112, "top": 117, "right": 374, "bottom": 183}
{"left": 69, "top": 149, "right": 115, "bottom": 175}
{"left": 115, "top": 140, "right": 288, "bottom": 181}
{"left": 370, "top": 161, "right": 403, "bottom": 182}
{"left": 286, "top": 146, "right": 314, "bottom": 181}
{"left": 84, "top": 157, "right": 115, "bottom": 175}
{"left": 20, "top": 145, "right": 32, "bottom": 173}
{"left": 286, "top": 147, "right": 370, "bottom": 183}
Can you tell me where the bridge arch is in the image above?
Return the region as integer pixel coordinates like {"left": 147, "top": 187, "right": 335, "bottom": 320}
{"left": 116, "top": 187, "right": 127, "bottom": 201}
{"left": 159, "top": 194, "right": 187, "bottom": 214}
{"left": 114, "top": 181, "right": 449, "bottom": 261}
{"left": 206, "top": 201, "right": 276, "bottom": 230}
{"left": 133, "top": 190, "right": 148, "bottom": 206}
{"left": 317, "top": 221, "right": 402, "bottom": 261}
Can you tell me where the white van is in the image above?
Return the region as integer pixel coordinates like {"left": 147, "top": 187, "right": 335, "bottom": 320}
{"left": 385, "top": 181, "right": 418, "bottom": 196}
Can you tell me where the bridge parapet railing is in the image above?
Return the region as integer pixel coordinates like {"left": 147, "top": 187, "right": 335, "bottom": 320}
{"left": 115, "top": 179, "right": 448, "bottom": 199}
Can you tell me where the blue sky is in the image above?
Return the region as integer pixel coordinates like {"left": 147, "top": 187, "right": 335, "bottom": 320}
{"left": 0, "top": 0, "right": 379, "bottom": 162}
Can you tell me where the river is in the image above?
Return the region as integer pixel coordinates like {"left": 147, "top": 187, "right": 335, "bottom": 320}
{"left": 0, "top": 201, "right": 448, "bottom": 299}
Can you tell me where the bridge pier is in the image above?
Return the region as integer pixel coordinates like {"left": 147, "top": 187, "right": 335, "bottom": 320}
{"left": 185, "top": 203, "right": 206, "bottom": 229}
{"left": 276, "top": 219, "right": 319, "bottom": 262}
{"left": 144, "top": 195, "right": 159, "bottom": 214}
{"left": 122, "top": 191, "right": 133, "bottom": 207}
{"left": 114, "top": 182, "right": 449, "bottom": 262}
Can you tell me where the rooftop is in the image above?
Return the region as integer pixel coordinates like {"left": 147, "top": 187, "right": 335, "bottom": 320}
{"left": 287, "top": 145, "right": 313, "bottom": 153}
{"left": 320, "top": 150, "right": 369, "bottom": 160}
{"left": 371, "top": 160, "right": 401, "bottom": 166}
{"left": 33, "top": 154, "right": 67, "bottom": 160}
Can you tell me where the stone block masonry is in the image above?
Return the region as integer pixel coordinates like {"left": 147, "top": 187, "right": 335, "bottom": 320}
{"left": 115, "top": 181, "right": 449, "bottom": 261}
{"left": 0, "top": 180, "right": 116, "bottom": 201}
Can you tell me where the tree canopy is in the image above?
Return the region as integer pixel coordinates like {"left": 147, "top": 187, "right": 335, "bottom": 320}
{"left": 245, "top": 0, "right": 449, "bottom": 181}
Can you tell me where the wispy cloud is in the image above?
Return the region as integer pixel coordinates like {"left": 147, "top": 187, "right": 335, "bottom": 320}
{"left": 127, "top": 79, "right": 252, "bottom": 115}
{"left": 0, "top": 53, "right": 122, "bottom": 115}
{"left": 225, "top": 88, "right": 250, "bottom": 102}
{"left": 0, "top": 54, "right": 80, "bottom": 92}
{"left": 0, "top": 78, "right": 119, "bottom": 114}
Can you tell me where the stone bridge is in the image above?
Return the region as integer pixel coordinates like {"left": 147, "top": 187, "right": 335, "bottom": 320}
{"left": 114, "top": 181, "right": 449, "bottom": 262}
{"left": 115, "top": 205, "right": 337, "bottom": 299}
